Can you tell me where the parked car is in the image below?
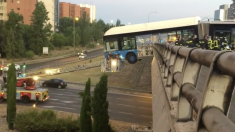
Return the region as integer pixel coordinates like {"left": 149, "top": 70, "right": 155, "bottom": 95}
{"left": 42, "top": 78, "right": 67, "bottom": 89}
{"left": 3, "top": 64, "right": 21, "bottom": 71}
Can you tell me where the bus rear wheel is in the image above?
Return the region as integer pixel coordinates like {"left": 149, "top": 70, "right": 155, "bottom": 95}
{"left": 126, "top": 53, "right": 137, "bottom": 64}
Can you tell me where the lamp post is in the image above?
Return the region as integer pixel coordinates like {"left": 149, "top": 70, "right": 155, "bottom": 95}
{"left": 73, "top": 17, "right": 79, "bottom": 55}
{"left": 148, "top": 12, "right": 157, "bottom": 23}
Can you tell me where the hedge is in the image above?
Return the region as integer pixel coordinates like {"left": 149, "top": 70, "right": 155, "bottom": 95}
{"left": 14, "top": 109, "right": 80, "bottom": 132}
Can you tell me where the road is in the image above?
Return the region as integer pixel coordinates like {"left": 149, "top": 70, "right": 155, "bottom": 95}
{"left": 14, "top": 84, "right": 153, "bottom": 126}
{"left": 25, "top": 49, "right": 103, "bottom": 71}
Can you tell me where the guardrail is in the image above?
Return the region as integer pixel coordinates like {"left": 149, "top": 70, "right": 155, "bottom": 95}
{"left": 153, "top": 43, "right": 235, "bottom": 132}
{"left": 27, "top": 54, "right": 103, "bottom": 72}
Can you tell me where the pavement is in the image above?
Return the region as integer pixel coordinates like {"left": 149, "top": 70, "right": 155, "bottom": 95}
{"left": 12, "top": 84, "right": 153, "bottom": 126}
{"left": 24, "top": 49, "right": 103, "bottom": 71}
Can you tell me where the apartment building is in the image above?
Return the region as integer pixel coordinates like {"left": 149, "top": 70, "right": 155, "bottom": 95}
{"left": 60, "top": 2, "right": 96, "bottom": 23}
{"left": 0, "top": 0, "right": 37, "bottom": 24}
{"left": 228, "top": 1, "right": 235, "bottom": 20}
{"left": 54, "top": 0, "right": 59, "bottom": 32}
{"left": 38, "top": 0, "right": 55, "bottom": 32}
{"left": 214, "top": 4, "right": 229, "bottom": 21}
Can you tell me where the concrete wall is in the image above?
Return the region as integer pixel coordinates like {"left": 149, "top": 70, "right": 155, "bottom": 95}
{"left": 152, "top": 56, "right": 175, "bottom": 132}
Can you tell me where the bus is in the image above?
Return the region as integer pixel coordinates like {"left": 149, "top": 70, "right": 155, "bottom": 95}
{"left": 103, "top": 16, "right": 200, "bottom": 65}
{"left": 101, "top": 16, "right": 235, "bottom": 72}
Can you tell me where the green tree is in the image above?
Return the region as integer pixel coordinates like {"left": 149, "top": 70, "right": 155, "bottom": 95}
{"left": 7, "top": 63, "right": 17, "bottom": 129}
{"left": 51, "top": 33, "right": 66, "bottom": 48}
{"left": 59, "top": 17, "right": 73, "bottom": 33}
{"left": 79, "top": 78, "right": 92, "bottom": 132}
{"left": 91, "top": 74, "right": 110, "bottom": 132}
{"left": 2, "top": 11, "right": 25, "bottom": 58}
{"left": 29, "top": 1, "right": 52, "bottom": 55}
{"left": 91, "top": 20, "right": 104, "bottom": 43}
{"left": 77, "top": 11, "right": 91, "bottom": 47}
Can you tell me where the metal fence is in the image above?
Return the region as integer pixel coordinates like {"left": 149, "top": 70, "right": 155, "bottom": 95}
{"left": 153, "top": 43, "right": 235, "bottom": 132}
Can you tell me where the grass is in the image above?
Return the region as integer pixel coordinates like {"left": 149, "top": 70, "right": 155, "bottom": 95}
{"left": 43, "top": 67, "right": 106, "bottom": 85}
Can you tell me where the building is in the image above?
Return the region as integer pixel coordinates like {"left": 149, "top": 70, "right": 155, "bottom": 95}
{"left": 214, "top": 4, "right": 228, "bottom": 21}
{"left": 228, "top": 1, "right": 235, "bottom": 19}
{"left": 59, "top": 2, "right": 96, "bottom": 23}
{"left": 38, "top": 0, "right": 55, "bottom": 32}
{"left": 80, "top": 4, "right": 96, "bottom": 23}
{"left": 0, "top": 0, "right": 37, "bottom": 24}
{"left": 54, "top": 0, "right": 59, "bottom": 32}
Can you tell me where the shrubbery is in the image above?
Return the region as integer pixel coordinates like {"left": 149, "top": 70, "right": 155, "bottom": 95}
{"left": 14, "top": 109, "right": 80, "bottom": 132}
{"left": 25, "top": 50, "right": 35, "bottom": 58}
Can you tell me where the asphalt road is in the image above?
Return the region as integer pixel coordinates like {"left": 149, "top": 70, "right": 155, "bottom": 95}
{"left": 25, "top": 49, "right": 103, "bottom": 71}
{"left": 13, "top": 84, "right": 153, "bottom": 126}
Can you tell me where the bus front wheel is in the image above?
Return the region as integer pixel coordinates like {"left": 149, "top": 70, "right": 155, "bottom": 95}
{"left": 126, "top": 53, "right": 137, "bottom": 64}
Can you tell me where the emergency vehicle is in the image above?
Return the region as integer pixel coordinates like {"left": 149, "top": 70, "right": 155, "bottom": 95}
{"left": 0, "top": 76, "right": 49, "bottom": 103}
{"left": 101, "top": 53, "right": 124, "bottom": 72}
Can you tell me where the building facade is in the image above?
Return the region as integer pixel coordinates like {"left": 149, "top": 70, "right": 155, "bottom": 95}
{"left": 228, "top": 1, "right": 235, "bottom": 20}
{"left": 0, "top": 0, "right": 37, "bottom": 24}
{"left": 214, "top": 4, "right": 228, "bottom": 21}
{"left": 54, "top": 0, "right": 59, "bottom": 32}
{"left": 38, "top": 0, "right": 55, "bottom": 32}
{"left": 60, "top": 2, "right": 96, "bottom": 23}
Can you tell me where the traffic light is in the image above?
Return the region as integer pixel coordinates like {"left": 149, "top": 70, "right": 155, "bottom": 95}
{"left": 23, "top": 63, "right": 26, "bottom": 68}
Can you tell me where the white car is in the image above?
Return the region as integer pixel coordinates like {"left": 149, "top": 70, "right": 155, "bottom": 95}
{"left": 79, "top": 53, "right": 87, "bottom": 59}
{"left": 3, "top": 64, "right": 21, "bottom": 71}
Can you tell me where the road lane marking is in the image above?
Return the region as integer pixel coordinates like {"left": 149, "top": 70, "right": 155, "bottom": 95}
{"left": 140, "top": 115, "right": 152, "bottom": 118}
{"left": 50, "top": 93, "right": 78, "bottom": 97}
{"left": 139, "top": 107, "right": 152, "bottom": 110}
{"left": 139, "top": 101, "right": 151, "bottom": 104}
{"left": 40, "top": 106, "right": 56, "bottom": 108}
{"left": 49, "top": 98, "right": 59, "bottom": 101}
{"left": 119, "top": 112, "right": 132, "bottom": 115}
{"left": 60, "top": 101, "right": 75, "bottom": 103}
{"left": 118, "top": 104, "right": 135, "bottom": 107}
{"left": 116, "top": 98, "right": 133, "bottom": 101}
{"left": 56, "top": 106, "right": 76, "bottom": 110}
{"left": 50, "top": 102, "right": 66, "bottom": 105}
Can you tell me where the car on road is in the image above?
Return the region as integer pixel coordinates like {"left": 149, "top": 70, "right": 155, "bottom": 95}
{"left": 78, "top": 50, "right": 88, "bottom": 56}
{"left": 3, "top": 64, "right": 21, "bottom": 71}
{"left": 42, "top": 78, "right": 67, "bottom": 89}
{"left": 79, "top": 53, "right": 87, "bottom": 59}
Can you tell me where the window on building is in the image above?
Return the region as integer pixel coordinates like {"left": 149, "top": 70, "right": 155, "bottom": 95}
{"left": 0, "top": 6, "right": 3, "bottom": 10}
{"left": 11, "top": 0, "right": 13, "bottom": 3}
{"left": 17, "top": 8, "right": 20, "bottom": 10}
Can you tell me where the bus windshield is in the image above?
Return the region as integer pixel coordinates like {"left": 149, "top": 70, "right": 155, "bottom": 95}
{"left": 104, "top": 38, "right": 119, "bottom": 52}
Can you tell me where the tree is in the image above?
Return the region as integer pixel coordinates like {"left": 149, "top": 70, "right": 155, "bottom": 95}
{"left": 77, "top": 11, "right": 91, "bottom": 47}
{"left": 51, "top": 33, "right": 66, "bottom": 48}
{"left": 1, "top": 11, "right": 25, "bottom": 58}
{"left": 7, "top": 63, "right": 17, "bottom": 129}
{"left": 59, "top": 17, "right": 73, "bottom": 33}
{"left": 29, "top": 1, "right": 52, "bottom": 55}
{"left": 79, "top": 78, "right": 92, "bottom": 132}
{"left": 91, "top": 74, "right": 110, "bottom": 132}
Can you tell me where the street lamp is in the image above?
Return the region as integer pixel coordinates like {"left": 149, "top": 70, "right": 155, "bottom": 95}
{"left": 148, "top": 12, "right": 157, "bottom": 23}
{"left": 73, "top": 17, "right": 79, "bottom": 55}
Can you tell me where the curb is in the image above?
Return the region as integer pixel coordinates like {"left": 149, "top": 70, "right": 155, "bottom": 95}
{"left": 65, "top": 81, "right": 152, "bottom": 94}
{"left": 5, "top": 48, "right": 103, "bottom": 65}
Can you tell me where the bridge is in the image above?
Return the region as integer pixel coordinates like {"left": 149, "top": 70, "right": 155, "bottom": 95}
{"left": 151, "top": 43, "right": 235, "bottom": 132}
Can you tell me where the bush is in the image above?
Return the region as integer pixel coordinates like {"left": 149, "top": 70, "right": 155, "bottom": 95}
{"left": 25, "top": 50, "right": 35, "bottom": 58}
{"left": 87, "top": 43, "right": 96, "bottom": 48}
{"left": 14, "top": 109, "right": 80, "bottom": 132}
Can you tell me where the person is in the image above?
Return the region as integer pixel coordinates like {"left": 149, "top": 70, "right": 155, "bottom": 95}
{"left": 179, "top": 36, "right": 186, "bottom": 46}
{"left": 199, "top": 34, "right": 209, "bottom": 49}
{"left": 186, "top": 35, "right": 196, "bottom": 48}
{"left": 221, "top": 37, "right": 229, "bottom": 50}
{"left": 212, "top": 36, "right": 220, "bottom": 51}
{"left": 175, "top": 37, "right": 180, "bottom": 46}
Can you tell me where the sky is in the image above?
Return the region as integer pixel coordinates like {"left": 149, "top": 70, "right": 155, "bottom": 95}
{"left": 60, "top": 0, "right": 233, "bottom": 25}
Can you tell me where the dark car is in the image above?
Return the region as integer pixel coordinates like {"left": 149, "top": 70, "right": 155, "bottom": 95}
{"left": 42, "top": 78, "right": 67, "bottom": 89}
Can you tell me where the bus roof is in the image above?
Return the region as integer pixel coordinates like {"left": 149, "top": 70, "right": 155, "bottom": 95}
{"left": 199, "top": 20, "right": 235, "bottom": 25}
{"left": 104, "top": 16, "right": 201, "bottom": 36}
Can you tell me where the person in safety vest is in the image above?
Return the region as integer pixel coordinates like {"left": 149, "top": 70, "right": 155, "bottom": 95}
{"left": 175, "top": 37, "right": 180, "bottom": 46}
{"left": 208, "top": 36, "right": 214, "bottom": 50}
{"left": 198, "top": 34, "right": 209, "bottom": 49}
{"left": 212, "top": 36, "right": 221, "bottom": 51}
{"left": 221, "top": 37, "right": 229, "bottom": 50}
{"left": 186, "top": 35, "right": 197, "bottom": 48}
{"left": 179, "top": 36, "right": 186, "bottom": 46}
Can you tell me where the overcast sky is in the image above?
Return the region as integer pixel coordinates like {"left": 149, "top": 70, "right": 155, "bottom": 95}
{"left": 60, "top": 0, "right": 232, "bottom": 25}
